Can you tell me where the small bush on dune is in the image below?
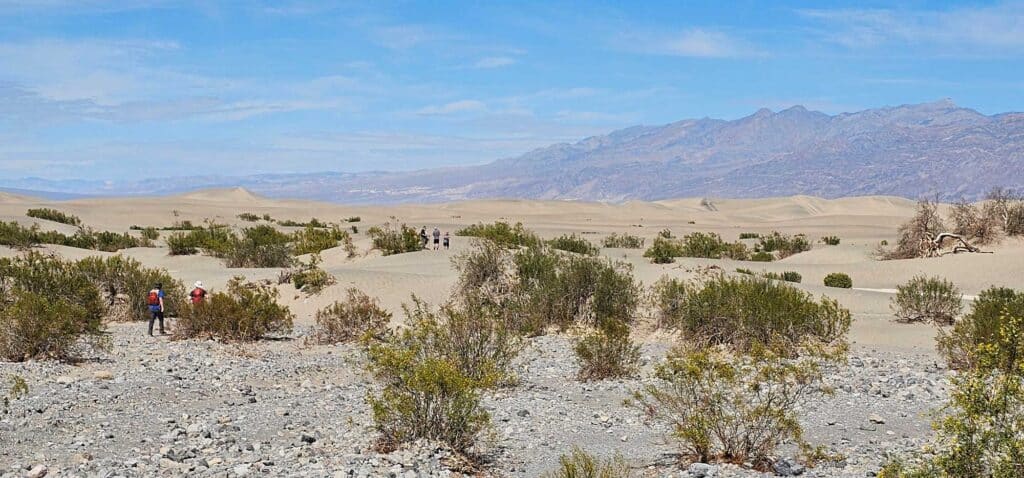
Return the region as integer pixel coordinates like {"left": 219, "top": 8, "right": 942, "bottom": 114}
{"left": 139, "top": 227, "right": 159, "bottom": 241}
{"left": 237, "top": 213, "right": 260, "bottom": 222}
{"left": 289, "top": 254, "right": 335, "bottom": 294}
{"left": 950, "top": 200, "right": 1000, "bottom": 245}
{"left": 823, "top": 272, "right": 853, "bottom": 288}
{"left": 601, "top": 233, "right": 644, "bottom": 249}
{"left": 658, "top": 229, "right": 674, "bottom": 239}
{"left": 763, "top": 271, "right": 802, "bottom": 283}
{"left": 738, "top": 232, "right": 760, "bottom": 240}
{"left": 821, "top": 235, "right": 840, "bottom": 246}
{"left": 345, "top": 216, "right": 361, "bottom": 223}
{"left": 0, "top": 252, "right": 109, "bottom": 361}
{"left": 643, "top": 236, "right": 684, "bottom": 264}
{"left": 657, "top": 275, "right": 851, "bottom": 357}
{"left": 368, "top": 221, "right": 422, "bottom": 255}
{"left": 0, "top": 221, "right": 40, "bottom": 248}
{"left": 308, "top": 288, "right": 391, "bottom": 345}
{"left": 173, "top": 277, "right": 294, "bottom": 341}
{"left": 166, "top": 223, "right": 236, "bottom": 256}
{"left": 542, "top": 447, "right": 633, "bottom": 478}
{"left": 291, "top": 225, "right": 352, "bottom": 256}
{"left": 26, "top": 208, "right": 80, "bottom": 226}
{"left": 652, "top": 276, "right": 688, "bottom": 328}
{"left": 456, "top": 221, "right": 539, "bottom": 248}
{"left": 749, "top": 251, "right": 774, "bottom": 262}
{"left": 0, "top": 221, "right": 147, "bottom": 252}
{"left": 74, "top": 255, "right": 185, "bottom": 321}
{"left": 644, "top": 232, "right": 750, "bottom": 262}
{"left": 223, "top": 225, "right": 294, "bottom": 268}
{"left": 547, "top": 234, "right": 599, "bottom": 256}
{"left": 756, "top": 232, "right": 811, "bottom": 259}
{"left": 635, "top": 345, "right": 830, "bottom": 470}
{"left": 575, "top": 319, "right": 640, "bottom": 381}
{"left": 937, "top": 287, "right": 1024, "bottom": 370}
{"left": 891, "top": 276, "right": 962, "bottom": 325}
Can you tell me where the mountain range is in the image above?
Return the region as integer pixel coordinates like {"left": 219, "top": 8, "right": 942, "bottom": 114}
{"left": 4, "top": 99, "right": 1022, "bottom": 203}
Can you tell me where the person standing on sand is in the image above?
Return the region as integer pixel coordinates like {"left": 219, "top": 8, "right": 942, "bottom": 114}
{"left": 189, "top": 281, "right": 207, "bottom": 305}
{"left": 147, "top": 283, "right": 165, "bottom": 336}
{"left": 432, "top": 227, "right": 441, "bottom": 250}
{"left": 420, "top": 227, "right": 428, "bottom": 249}
{"left": 443, "top": 232, "right": 450, "bottom": 250}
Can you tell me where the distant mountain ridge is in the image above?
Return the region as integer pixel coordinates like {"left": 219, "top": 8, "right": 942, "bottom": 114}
{"left": 4, "top": 100, "right": 1022, "bottom": 203}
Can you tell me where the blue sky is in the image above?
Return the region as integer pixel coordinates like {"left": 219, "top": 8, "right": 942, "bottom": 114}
{"left": 1, "top": 0, "right": 1023, "bottom": 181}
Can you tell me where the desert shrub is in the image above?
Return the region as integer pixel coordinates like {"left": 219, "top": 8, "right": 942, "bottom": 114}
{"left": 26, "top": 208, "right": 80, "bottom": 226}
{"left": 0, "top": 221, "right": 39, "bottom": 248}
{"left": 350, "top": 225, "right": 359, "bottom": 234}
{"left": 345, "top": 216, "right": 361, "bottom": 223}
{"left": 749, "top": 251, "right": 774, "bottom": 262}
{"left": 237, "top": 213, "right": 260, "bottom": 222}
{"left": 575, "top": 319, "right": 640, "bottom": 381}
{"left": 601, "top": 233, "right": 644, "bottom": 249}
{"left": 0, "top": 252, "right": 108, "bottom": 361}
{"left": 821, "top": 235, "right": 840, "bottom": 246}
{"left": 289, "top": 254, "right": 335, "bottom": 294}
{"left": 880, "top": 198, "right": 945, "bottom": 260}
{"left": 763, "top": 271, "right": 802, "bottom": 283}
{"left": 950, "top": 200, "right": 1000, "bottom": 245}
{"left": 658, "top": 228, "right": 674, "bottom": 239}
{"left": 1005, "top": 203, "right": 1024, "bottom": 236}
{"left": 139, "top": 227, "right": 159, "bottom": 241}
{"left": 223, "top": 225, "right": 293, "bottom": 268}
{"left": 166, "top": 223, "right": 236, "bottom": 256}
{"left": 680, "top": 232, "right": 749, "bottom": 260}
{"left": 456, "top": 221, "right": 539, "bottom": 248}
{"left": 0, "top": 222, "right": 146, "bottom": 252}
{"left": 308, "top": 288, "right": 391, "bottom": 345}
{"left": 652, "top": 276, "right": 688, "bottom": 328}
{"left": 643, "top": 236, "right": 684, "bottom": 264}
{"left": 74, "top": 255, "right": 185, "bottom": 321}
{"left": 878, "top": 313, "right": 1024, "bottom": 478}
{"left": 276, "top": 218, "right": 327, "bottom": 228}
{"left": 738, "top": 232, "right": 760, "bottom": 239}
{"left": 635, "top": 345, "right": 829, "bottom": 470}
{"left": 823, "top": 272, "right": 853, "bottom": 289}
{"left": 547, "top": 234, "right": 599, "bottom": 256}
{"left": 368, "top": 222, "right": 422, "bottom": 255}
{"left": 453, "top": 239, "right": 513, "bottom": 295}
{"left": 2, "top": 374, "right": 29, "bottom": 414}
{"left": 735, "top": 268, "right": 754, "bottom": 275}
{"left": 891, "top": 276, "right": 962, "bottom": 325}
{"left": 166, "top": 232, "right": 198, "bottom": 255}
{"left": 542, "top": 447, "right": 633, "bottom": 478}
{"left": 292, "top": 225, "right": 352, "bottom": 256}
{"left": 659, "top": 275, "right": 850, "bottom": 357}
{"left": 173, "top": 276, "right": 294, "bottom": 341}
{"left": 937, "top": 287, "right": 1024, "bottom": 370}
{"left": 757, "top": 232, "right": 811, "bottom": 258}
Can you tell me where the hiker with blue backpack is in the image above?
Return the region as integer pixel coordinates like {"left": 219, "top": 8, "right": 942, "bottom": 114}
{"left": 147, "top": 283, "right": 165, "bottom": 336}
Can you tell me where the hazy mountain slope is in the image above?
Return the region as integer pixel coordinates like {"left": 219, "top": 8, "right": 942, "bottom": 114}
{"left": 4, "top": 100, "right": 1022, "bottom": 203}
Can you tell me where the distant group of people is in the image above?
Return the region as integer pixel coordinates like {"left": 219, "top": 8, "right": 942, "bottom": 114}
{"left": 145, "top": 280, "right": 208, "bottom": 337}
{"left": 419, "top": 227, "right": 450, "bottom": 251}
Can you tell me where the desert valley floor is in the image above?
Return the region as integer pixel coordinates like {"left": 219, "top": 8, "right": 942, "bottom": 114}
{"left": 2, "top": 188, "right": 1023, "bottom": 477}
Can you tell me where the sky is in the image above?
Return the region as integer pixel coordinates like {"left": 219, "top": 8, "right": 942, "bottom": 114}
{"left": 1, "top": 0, "right": 1023, "bottom": 182}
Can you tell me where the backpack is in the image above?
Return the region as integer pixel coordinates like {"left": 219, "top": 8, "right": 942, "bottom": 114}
{"left": 147, "top": 290, "right": 160, "bottom": 306}
{"left": 190, "top": 288, "right": 206, "bottom": 304}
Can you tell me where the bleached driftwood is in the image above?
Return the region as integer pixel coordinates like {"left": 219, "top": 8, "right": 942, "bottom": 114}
{"left": 920, "top": 232, "right": 989, "bottom": 257}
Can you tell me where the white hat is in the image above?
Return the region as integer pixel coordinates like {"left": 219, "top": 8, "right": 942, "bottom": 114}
{"left": 194, "top": 281, "right": 204, "bottom": 289}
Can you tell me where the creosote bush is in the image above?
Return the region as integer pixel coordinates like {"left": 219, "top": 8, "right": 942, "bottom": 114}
{"left": 223, "top": 225, "right": 294, "bottom": 268}
{"left": 738, "top": 232, "right": 760, "bottom": 239}
{"left": 288, "top": 254, "right": 335, "bottom": 294}
{"left": 642, "top": 236, "right": 684, "bottom": 264}
{"left": 456, "top": 221, "right": 539, "bottom": 248}
{"left": 308, "top": 288, "right": 391, "bottom": 345}
{"left": 237, "top": 213, "right": 260, "bottom": 222}
{"left": 3, "top": 374, "right": 29, "bottom": 414}
{"left": 823, "top": 272, "right": 852, "bottom": 289}
{"left": 937, "top": 287, "right": 1024, "bottom": 370}
{"left": 756, "top": 232, "right": 811, "bottom": 259}
{"left": 367, "top": 221, "right": 422, "bottom": 255}
{"left": 821, "top": 235, "right": 841, "bottom": 246}
{"left": 547, "top": 234, "right": 599, "bottom": 256}
{"left": 26, "top": 208, "right": 81, "bottom": 226}
{"left": 643, "top": 232, "right": 749, "bottom": 263}
{"left": 139, "top": 227, "right": 159, "bottom": 241}
{"left": 749, "top": 251, "right": 774, "bottom": 262}
{"left": 635, "top": 345, "right": 831, "bottom": 470}
{"left": 173, "top": 276, "right": 294, "bottom": 342}
{"left": 891, "top": 275, "right": 962, "bottom": 325}
{"left": 291, "top": 225, "right": 354, "bottom": 256}
{"left": 601, "top": 233, "right": 644, "bottom": 249}
{"left": 575, "top": 319, "right": 640, "bottom": 381}
{"left": 763, "top": 271, "right": 802, "bottom": 283}
{"left": 542, "top": 447, "right": 633, "bottom": 478}
{"left": 0, "top": 252, "right": 109, "bottom": 361}
{"left": 0, "top": 221, "right": 149, "bottom": 252}
{"left": 655, "top": 275, "right": 850, "bottom": 358}
{"left": 74, "top": 255, "right": 185, "bottom": 321}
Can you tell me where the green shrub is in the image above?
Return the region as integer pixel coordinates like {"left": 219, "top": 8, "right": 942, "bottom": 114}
{"left": 601, "top": 233, "right": 645, "bottom": 249}
{"left": 224, "top": 225, "right": 294, "bottom": 268}
{"left": 307, "top": 288, "right": 391, "bottom": 345}
{"left": 891, "top": 276, "right": 962, "bottom": 325}
{"left": 237, "top": 213, "right": 260, "bottom": 222}
{"left": 823, "top": 272, "right": 852, "bottom": 288}
{"left": 547, "top": 234, "right": 599, "bottom": 256}
{"left": 74, "top": 255, "right": 185, "bottom": 321}
{"left": 456, "top": 221, "right": 539, "bottom": 248}
{"left": 749, "top": 251, "right": 774, "bottom": 262}
{"left": 26, "top": 208, "right": 80, "bottom": 226}
{"left": 937, "top": 287, "right": 1024, "bottom": 370}
{"left": 878, "top": 313, "right": 1024, "bottom": 478}
{"left": 3, "top": 374, "right": 29, "bottom": 414}
{"left": 166, "top": 231, "right": 199, "bottom": 255}
{"left": 292, "top": 225, "right": 351, "bottom": 256}
{"left": 173, "top": 276, "right": 294, "bottom": 341}
{"left": 658, "top": 229, "right": 674, "bottom": 239}
{"left": 139, "top": 227, "right": 160, "bottom": 241}
{"left": 643, "top": 236, "right": 684, "bottom": 263}
{"left": 0, "top": 252, "right": 109, "bottom": 361}
{"left": 635, "top": 346, "right": 829, "bottom": 470}
{"left": 166, "top": 223, "right": 236, "bottom": 256}
{"left": 763, "top": 271, "right": 802, "bottom": 283}
{"left": 0, "top": 221, "right": 146, "bottom": 252}
{"left": 738, "top": 232, "right": 760, "bottom": 239}
{"left": 678, "top": 232, "right": 749, "bottom": 260}
{"left": 288, "top": 254, "right": 335, "bottom": 294}
{"left": 345, "top": 216, "right": 361, "bottom": 223}
{"left": 350, "top": 225, "right": 359, "bottom": 234}
{"left": 757, "top": 232, "right": 811, "bottom": 258}
{"left": 735, "top": 268, "right": 754, "bottom": 275}
{"left": 0, "top": 221, "right": 40, "bottom": 248}
{"left": 542, "top": 447, "right": 633, "bottom": 478}
{"left": 656, "top": 276, "right": 850, "bottom": 357}
{"left": 368, "top": 222, "right": 422, "bottom": 255}
{"left": 575, "top": 319, "right": 640, "bottom": 381}
{"left": 276, "top": 218, "right": 327, "bottom": 228}
{"left": 821, "top": 235, "right": 841, "bottom": 246}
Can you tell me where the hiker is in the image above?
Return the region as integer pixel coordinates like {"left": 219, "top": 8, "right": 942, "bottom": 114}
{"left": 443, "top": 231, "right": 450, "bottom": 250}
{"left": 420, "top": 227, "right": 428, "bottom": 249}
{"left": 432, "top": 227, "right": 441, "bottom": 250}
{"left": 147, "top": 282, "right": 165, "bottom": 336}
{"left": 189, "top": 280, "right": 207, "bottom": 305}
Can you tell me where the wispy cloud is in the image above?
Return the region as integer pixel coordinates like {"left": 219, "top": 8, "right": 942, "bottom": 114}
{"left": 372, "top": 24, "right": 442, "bottom": 50}
{"left": 618, "top": 28, "right": 761, "bottom": 58}
{"left": 473, "top": 56, "right": 516, "bottom": 69}
{"left": 414, "top": 99, "right": 487, "bottom": 116}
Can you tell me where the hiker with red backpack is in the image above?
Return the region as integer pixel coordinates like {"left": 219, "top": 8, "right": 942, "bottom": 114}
{"left": 147, "top": 283, "right": 165, "bottom": 336}
{"left": 189, "top": 281, "right": 207, "bottom": 305}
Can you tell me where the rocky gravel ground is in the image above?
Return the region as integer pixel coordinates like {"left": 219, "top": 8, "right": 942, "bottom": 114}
{"left": 1, "top": 323, "right": 950, "bottom": 478}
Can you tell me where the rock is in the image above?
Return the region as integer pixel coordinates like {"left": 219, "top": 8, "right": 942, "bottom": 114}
{"left": 233, "top": 463, "right": 250, "bottom": 476}
{"left": 516, "top": 409, "right": 530, "bottom": 418}
{"left": 54, "top": 376, "right": 75, "bottom": 385}
{"left": 93, "top": 370, "right": 113, "bottom": 380}
{"left": 773, "top": 457, "right": 806, "bottom": 476}
{"left": 300, "top": 433, "right": 316, "bottom": 444}
{"left": 688, "top": 462, "right": 717, "bottom": 478}
{"left": 26, "top": 464, "right": 48, "bottom": 478}
{"left": 868, "top": 414, "right": 886, "bottom": 424}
